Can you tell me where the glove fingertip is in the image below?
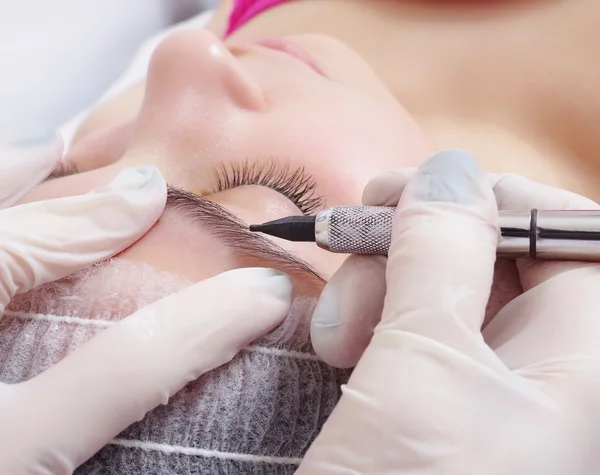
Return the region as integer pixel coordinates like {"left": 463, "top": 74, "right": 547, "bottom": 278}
{"left": 217, "top": 267, "right": 293, "bottom": 303}
{"left": 102, "top": 165, "right": 167, "bottom": 214}
{"left": 211, "top": 267, "right": 294, "bottom": 329}
{"left": 362, "top": 168, "right": 413, "bottom": 206}
{"left": 80, "top": 165, "right": 167, "bottom": 240}
{"left": 170, "top": 268, "right": 295, "bottom": 374}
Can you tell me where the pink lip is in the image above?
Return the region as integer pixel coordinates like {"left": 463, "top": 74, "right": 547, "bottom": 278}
{"left": 247, "top": 38, "right": 328, "bottom": 78}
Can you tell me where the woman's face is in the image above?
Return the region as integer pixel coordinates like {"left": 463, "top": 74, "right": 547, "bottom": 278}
{"left": 22, "top": 30, "right": 432, "bottom": 294}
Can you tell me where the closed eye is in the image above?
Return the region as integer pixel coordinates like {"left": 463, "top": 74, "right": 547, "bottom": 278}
{"left": 214, "top": 159, "right": 325, "bottom": 215}
{"left": 44, "top": 159, "right": 326, "bottom": 216}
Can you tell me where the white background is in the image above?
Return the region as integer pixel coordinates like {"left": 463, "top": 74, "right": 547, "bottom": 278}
{"left": 0, "top": 0, "right": 217, "bottom": 134}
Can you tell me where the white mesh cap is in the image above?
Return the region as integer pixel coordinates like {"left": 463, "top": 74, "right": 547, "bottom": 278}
{"left": 0, "top": 260, "right": 350, "bottom": 474}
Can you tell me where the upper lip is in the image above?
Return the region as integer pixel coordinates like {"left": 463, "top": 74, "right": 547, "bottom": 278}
{"left": 244, "top": 38, "right": 328, "bottom": 78}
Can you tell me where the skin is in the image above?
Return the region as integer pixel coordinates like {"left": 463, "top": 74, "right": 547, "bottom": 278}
{"left": 21, "top": 26, "right": 432, "bottom": 292}
{"left": 70, "top": 0, "right": 600, "bottom": 197}
{"left": 21, "top": 0, "right": 600, "bottom": 296}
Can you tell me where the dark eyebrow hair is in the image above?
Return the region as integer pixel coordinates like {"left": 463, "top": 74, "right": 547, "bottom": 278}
{"left": 43, "top": 163, "right": 325, "bottom": 284}
{"left": 165, "top": 186, "right": 326, "bottom": 285}
{"left": 44, "top": 161, "right": 80, "bottom": 181}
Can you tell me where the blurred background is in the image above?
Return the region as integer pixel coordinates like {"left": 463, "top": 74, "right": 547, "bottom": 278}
{"left": 0, "top": 0, "right": 218, "bottom": 134}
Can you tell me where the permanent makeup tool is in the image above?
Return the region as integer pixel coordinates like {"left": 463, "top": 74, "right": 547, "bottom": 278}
{"left": 249, "top": 206, "right": 600, "bottom": 261}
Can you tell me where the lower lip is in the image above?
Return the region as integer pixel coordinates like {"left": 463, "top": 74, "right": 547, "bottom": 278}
{"left": 248, "top": 38, "right": 328, "bottom": 78}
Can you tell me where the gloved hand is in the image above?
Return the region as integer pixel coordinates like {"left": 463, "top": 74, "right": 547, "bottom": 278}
{"left": 299, "top": 150, "right": 600, "bottom": 474}
{"left": 0, "top": 134, "right": 293, "bottom": 474}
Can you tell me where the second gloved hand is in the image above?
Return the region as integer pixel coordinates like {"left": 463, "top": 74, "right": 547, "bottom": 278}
{"left": 0, "top": 136, "right": 293, "bottom": 474}
{"left": 299, "top": 150, "right": 600, "bottom": 474}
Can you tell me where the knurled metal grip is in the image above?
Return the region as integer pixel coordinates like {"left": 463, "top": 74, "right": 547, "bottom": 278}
{"left": 315, "top": 206, "right": 395, "bottom": 254}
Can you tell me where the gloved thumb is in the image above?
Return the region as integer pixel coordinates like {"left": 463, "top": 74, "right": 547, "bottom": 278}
{"left": 311, "top": 254, "right": 387, "bottom": 367}
{"left": 2, "top": 267, "right": 292, "bottom": 472}
{"left": 312, "top": 151, "right": 499, "bottom": 367}
{"left": 310, "top": 170, "right": 413, "bottom": 368}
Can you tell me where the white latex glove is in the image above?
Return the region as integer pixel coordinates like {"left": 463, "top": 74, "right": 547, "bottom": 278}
{"left": 299, "top": 150, "right": 600, "bottom": 474}
{"left": 0, "top": 134, "right": 293, "bottom": 474}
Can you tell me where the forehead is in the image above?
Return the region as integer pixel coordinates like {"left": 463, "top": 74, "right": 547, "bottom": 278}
{"left": 119, "top": 195, "right": 326, "bottom": 296}
{"left": 118, "top": 204, "right": 240, "bottom": 283}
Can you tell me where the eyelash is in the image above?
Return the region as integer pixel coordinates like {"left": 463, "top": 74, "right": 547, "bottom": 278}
{"left": 215, "top": 160, "right": 325, "bottom": 215}
{"left": 50, "top": 159, "right": 324, "bottom": 215}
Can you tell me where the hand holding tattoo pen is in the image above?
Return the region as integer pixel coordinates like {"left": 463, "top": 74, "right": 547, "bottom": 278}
{"left": 250, "top": 149, "right": 600, "bottom": 369}
{"left": 0, "top": 136, "right": 292, "bottom": 472}
{"left": 288, "top": 150, "right": 600, "bottom": 475}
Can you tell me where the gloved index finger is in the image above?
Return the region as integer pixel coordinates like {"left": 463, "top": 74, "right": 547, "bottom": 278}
{"left": 363, "top": 167, "right": 600, "bottom": 291}
{"left": 379, "top": 150, "right": 502, "bottom": 363}
{"left": 0, "top": 166, "right": 166, "bottom": 310}
{"left": 1, "top": 267, "right": 292, "bottom": 471}
{"left": 362, "top": 167, "right": 415, "bottom": 206}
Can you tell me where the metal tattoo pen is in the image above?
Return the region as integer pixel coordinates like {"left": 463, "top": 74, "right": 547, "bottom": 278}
{"left": 249, "top": 206, "right": 600, "bottom": 261}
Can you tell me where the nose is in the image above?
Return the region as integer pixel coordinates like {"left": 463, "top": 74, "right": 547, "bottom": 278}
{"left": 144, "top": 29, "right": 265, "bottom": 112}
{"left": 120, "top": 29, "right": 266, "bottom": 189}
{"left": 131, "top": 29, "right": 265, "bottom": 159}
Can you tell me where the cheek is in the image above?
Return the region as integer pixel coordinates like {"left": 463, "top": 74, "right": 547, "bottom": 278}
{"left": 246, "top": 94, "right": 432, "bottom": 205}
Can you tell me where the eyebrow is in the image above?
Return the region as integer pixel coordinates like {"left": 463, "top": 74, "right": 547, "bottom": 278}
{"left": 44, "top": 163, "right": 325, "bottom": 284}
{"left": 165, "top": 187, "right": 326, "bottom": 285}
{"left": 45, "top": 161, "right": 80, "bottom": 181}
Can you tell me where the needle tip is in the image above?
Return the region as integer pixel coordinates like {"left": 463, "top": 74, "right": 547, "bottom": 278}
{"left": 247, "top": 216, "right": 316, "bottom": 241}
